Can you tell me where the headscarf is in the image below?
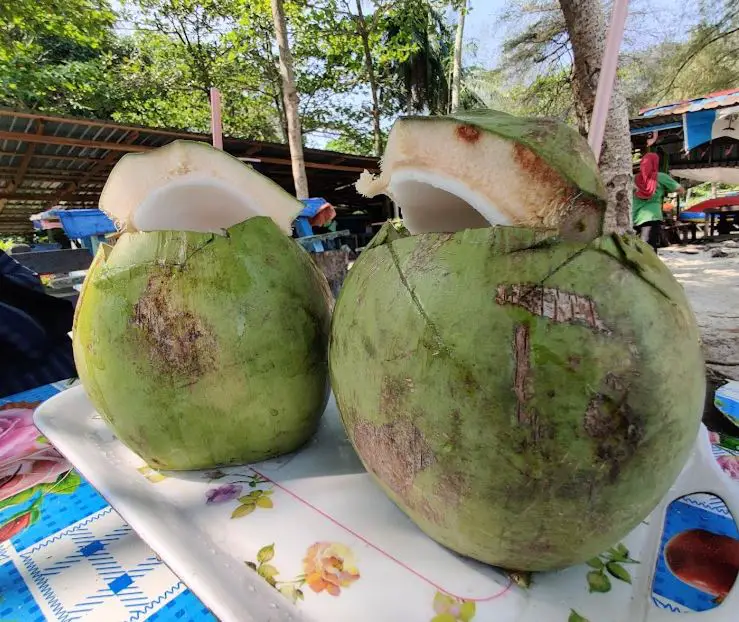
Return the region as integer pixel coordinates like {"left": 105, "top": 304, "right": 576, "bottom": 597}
{"left": 635, "top": 153, "right": 660, "bottom": 199}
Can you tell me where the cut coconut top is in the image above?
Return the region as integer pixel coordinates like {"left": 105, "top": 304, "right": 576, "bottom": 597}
{"left": 357, "top": 110, "right": 607, "bottom": 241}
{"left": 100, "top": 140, "right": 303, "bottom": 235}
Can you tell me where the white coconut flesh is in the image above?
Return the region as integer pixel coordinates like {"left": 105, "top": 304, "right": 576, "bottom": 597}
{"left": 381, "top": 169, "right": 511, "bottom": 235}
{"left": 100, "top": 140, "right": 302, "bottom": 235}
{"left": 356, "top": 117, "right": 590, "bottom": 236}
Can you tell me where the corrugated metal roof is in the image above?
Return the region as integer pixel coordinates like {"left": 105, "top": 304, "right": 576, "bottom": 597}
{"left": 638, "top": 88, "right": 739, "bottom": 119}
{"left": 0, "top": 109, "right": 380, "bottom": 234}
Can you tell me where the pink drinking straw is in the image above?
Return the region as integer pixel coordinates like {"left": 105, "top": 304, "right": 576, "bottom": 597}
{"left": 210, "top": 87, "right": 223, "bottom": 150}
{"left": 588, "top": 0, "right": 630, "bottom": 161}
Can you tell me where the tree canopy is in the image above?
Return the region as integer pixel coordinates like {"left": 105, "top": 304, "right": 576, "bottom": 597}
{"left": 1, "top": 0, "right": 736, "bottom": 156}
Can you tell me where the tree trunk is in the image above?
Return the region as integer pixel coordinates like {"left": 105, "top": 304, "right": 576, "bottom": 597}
{"left": 558, "top": 0, "right": 633, "bottom": 234}
{"left": 450, "top": 0, "right": 466, "bottom": 113}
{"left": 270, "top": 0, "right": 309, "bottom": 199}
{"left": 355, "top": 0, "right": 383, "bottom": 157}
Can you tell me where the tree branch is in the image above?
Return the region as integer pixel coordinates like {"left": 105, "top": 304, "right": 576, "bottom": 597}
{"left": 659, "top": 25, "right": 739, "bottom": 100}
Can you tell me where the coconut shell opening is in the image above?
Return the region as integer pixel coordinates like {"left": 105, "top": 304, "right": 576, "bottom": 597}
{"left": 356, "top": 112, "right": 607, "bottom": 241}
{"left": 387, "top": 170, "right": 510, "bottom": 235}
{"left": 100, "top": 140, "right": 302, "bottom": 235}
{"left": 133, "top": 174, "right": 263, "bottom": 234}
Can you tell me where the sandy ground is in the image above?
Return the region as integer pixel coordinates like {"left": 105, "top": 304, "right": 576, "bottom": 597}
{"left": 661, "top": 240, "right": 739, "bottom": 381}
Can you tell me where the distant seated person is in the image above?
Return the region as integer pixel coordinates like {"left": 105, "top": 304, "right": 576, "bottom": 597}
{"left": 0, "top": 250, "right": 76, "bottom": 396}
{"left": 633, "top": 153, "right": 685, "bottom": 252}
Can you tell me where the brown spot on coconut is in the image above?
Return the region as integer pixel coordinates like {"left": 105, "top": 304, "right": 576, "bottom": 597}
{"left": 352, "top": 419, "right": 435, "bottom": 497}
{"left": 455, "top": 124, "right": 481, "bottom": 143}
{"left": 132, "top": 270, "right": 217, "bottom": 382}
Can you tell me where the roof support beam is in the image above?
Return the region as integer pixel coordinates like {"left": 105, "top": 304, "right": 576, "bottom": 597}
{"left": 49, "top": 131, "right": 139, "bottom": 206}
{"left": 0, "top": 109, "right": 203, "bottom": 140}
{"left": 256, "top": 156, "right": 374, "bottom": 172}
{"left": 0, "top": 192, "right": 101, "bottom": 202}
{"left": 0, "top": 121, "right": 44, "bottom": 215}
{"left": 0, "top": 130, "right": 173, "bottom": 153}
{"left": 0, "top": 150, "right": 117, "bottom": 164}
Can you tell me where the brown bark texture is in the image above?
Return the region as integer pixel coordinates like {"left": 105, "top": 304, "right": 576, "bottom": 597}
{"left": 451, "top": 0, "right": 467, "bottom": 112}
{"left": 559, "top": 0, "right": 634, "bottom": 234}
{"left": 355, "top": 0, "right": 384, "bottom": 157}
{"left": 271, "top": 0, "right": 310, "bottom": 199}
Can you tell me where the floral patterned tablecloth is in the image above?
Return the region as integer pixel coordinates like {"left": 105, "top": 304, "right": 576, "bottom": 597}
{"left": 2, "top": 379, "right": 737, "bottom": 622}
{"left": 33, "top": 385, "right": 739, "bottom": 622}
{"left": 0, "top": 382, "right": 215, "bottom": 622}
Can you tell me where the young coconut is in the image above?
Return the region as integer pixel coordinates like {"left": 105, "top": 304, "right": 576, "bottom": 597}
{"left": 356, "top": 109, "right": 607, "bottom": 241}
{"left": 331, "top": 112, "right": 705, "bottom": 571}
{"left": 74, "top": 141, "right": 332, "bottom": 470}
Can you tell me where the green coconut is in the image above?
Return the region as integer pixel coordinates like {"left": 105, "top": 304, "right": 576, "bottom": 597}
{"left": 331, "top": 112, "right": 706, "bottom": 571}
{"left": 73, "top": 141, "right": 331, "bottom": 470}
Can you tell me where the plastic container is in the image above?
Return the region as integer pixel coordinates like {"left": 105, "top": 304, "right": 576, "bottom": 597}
{"left": 52, "top": 209, "right": 117, "bottom": 239}
{"left": 716, "top": 381, "right": 739, "bottom": 428}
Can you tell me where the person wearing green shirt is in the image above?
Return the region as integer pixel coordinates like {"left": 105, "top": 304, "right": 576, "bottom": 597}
{"left": 633, "top": 152, "right": 684, "bottom": 252}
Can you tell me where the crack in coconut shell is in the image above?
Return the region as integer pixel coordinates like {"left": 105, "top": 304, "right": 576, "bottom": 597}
{"left": 496, "top": 284, "right": 611, "bottom": 334}
{"left": 513, "top": 324, "right": 532, "bottom": 426}
{"left": 131, "top": 270, "right": 217, "bottom": 382}
{"left": 511, "top": 324, "right": 549, "bottom": 444}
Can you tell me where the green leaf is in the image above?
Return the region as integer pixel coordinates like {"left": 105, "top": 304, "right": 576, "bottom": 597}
{"left": 586, "top": 570, "right": 611, "bottom": 593}
{"left": 257, "top": 544, "right": 275, "bottom": 563}
{"left": 0, "top": 485, "right": 42, "bottom": 511}
{"left": 46, "top": 470, "right": 81, "bottom": 495}
{"left": 568, "top": 610, "right": 590, "bottom": 622}
{"left": 606, "top": 545, "right": 638, "bottom": 564}
{"left": 256, "top": 497, "right": 273, "bottom": 509}
{"left": 606, "top": 562, "right": 632, "bottom": 584}
{"left": 231, "top": 503, "right": 255, "bottom": 519}
{"left": 245, "top": 561, "right": 257, "bottom": 571}
{"left": 431, "top": 615, "right": 457, "bottom": 622}
{"left": 258, "top": 564, "right": 278, "bottom": 579}
{"left": 29, "top": 504, "right": 41, "bottom": 524}
{"left": 238, "top": 492, "right": 261, "bottom": 503}
{"left": 586, "top": 557, "right": 604, "bottom": 569}
{"left": 606, "top": 547, "right": 627, "bottom": 562}
{"left": 279, "top": 584, "right": 299, "bottom": 603}
{"left": 296, "top": 589, "right": 304, "bottom": 600}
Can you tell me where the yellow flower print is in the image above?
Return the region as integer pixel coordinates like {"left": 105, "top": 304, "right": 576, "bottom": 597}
{"left": 432, "top": 591, "right": 476, "bottom": 622}
{"left": 303, "top": 542, "right": 360, "bottom": 596}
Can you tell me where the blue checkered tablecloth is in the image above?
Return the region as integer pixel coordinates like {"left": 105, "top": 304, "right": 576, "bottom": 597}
{"left": 0, "top": 384, "right": 215, "bottom": 622}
